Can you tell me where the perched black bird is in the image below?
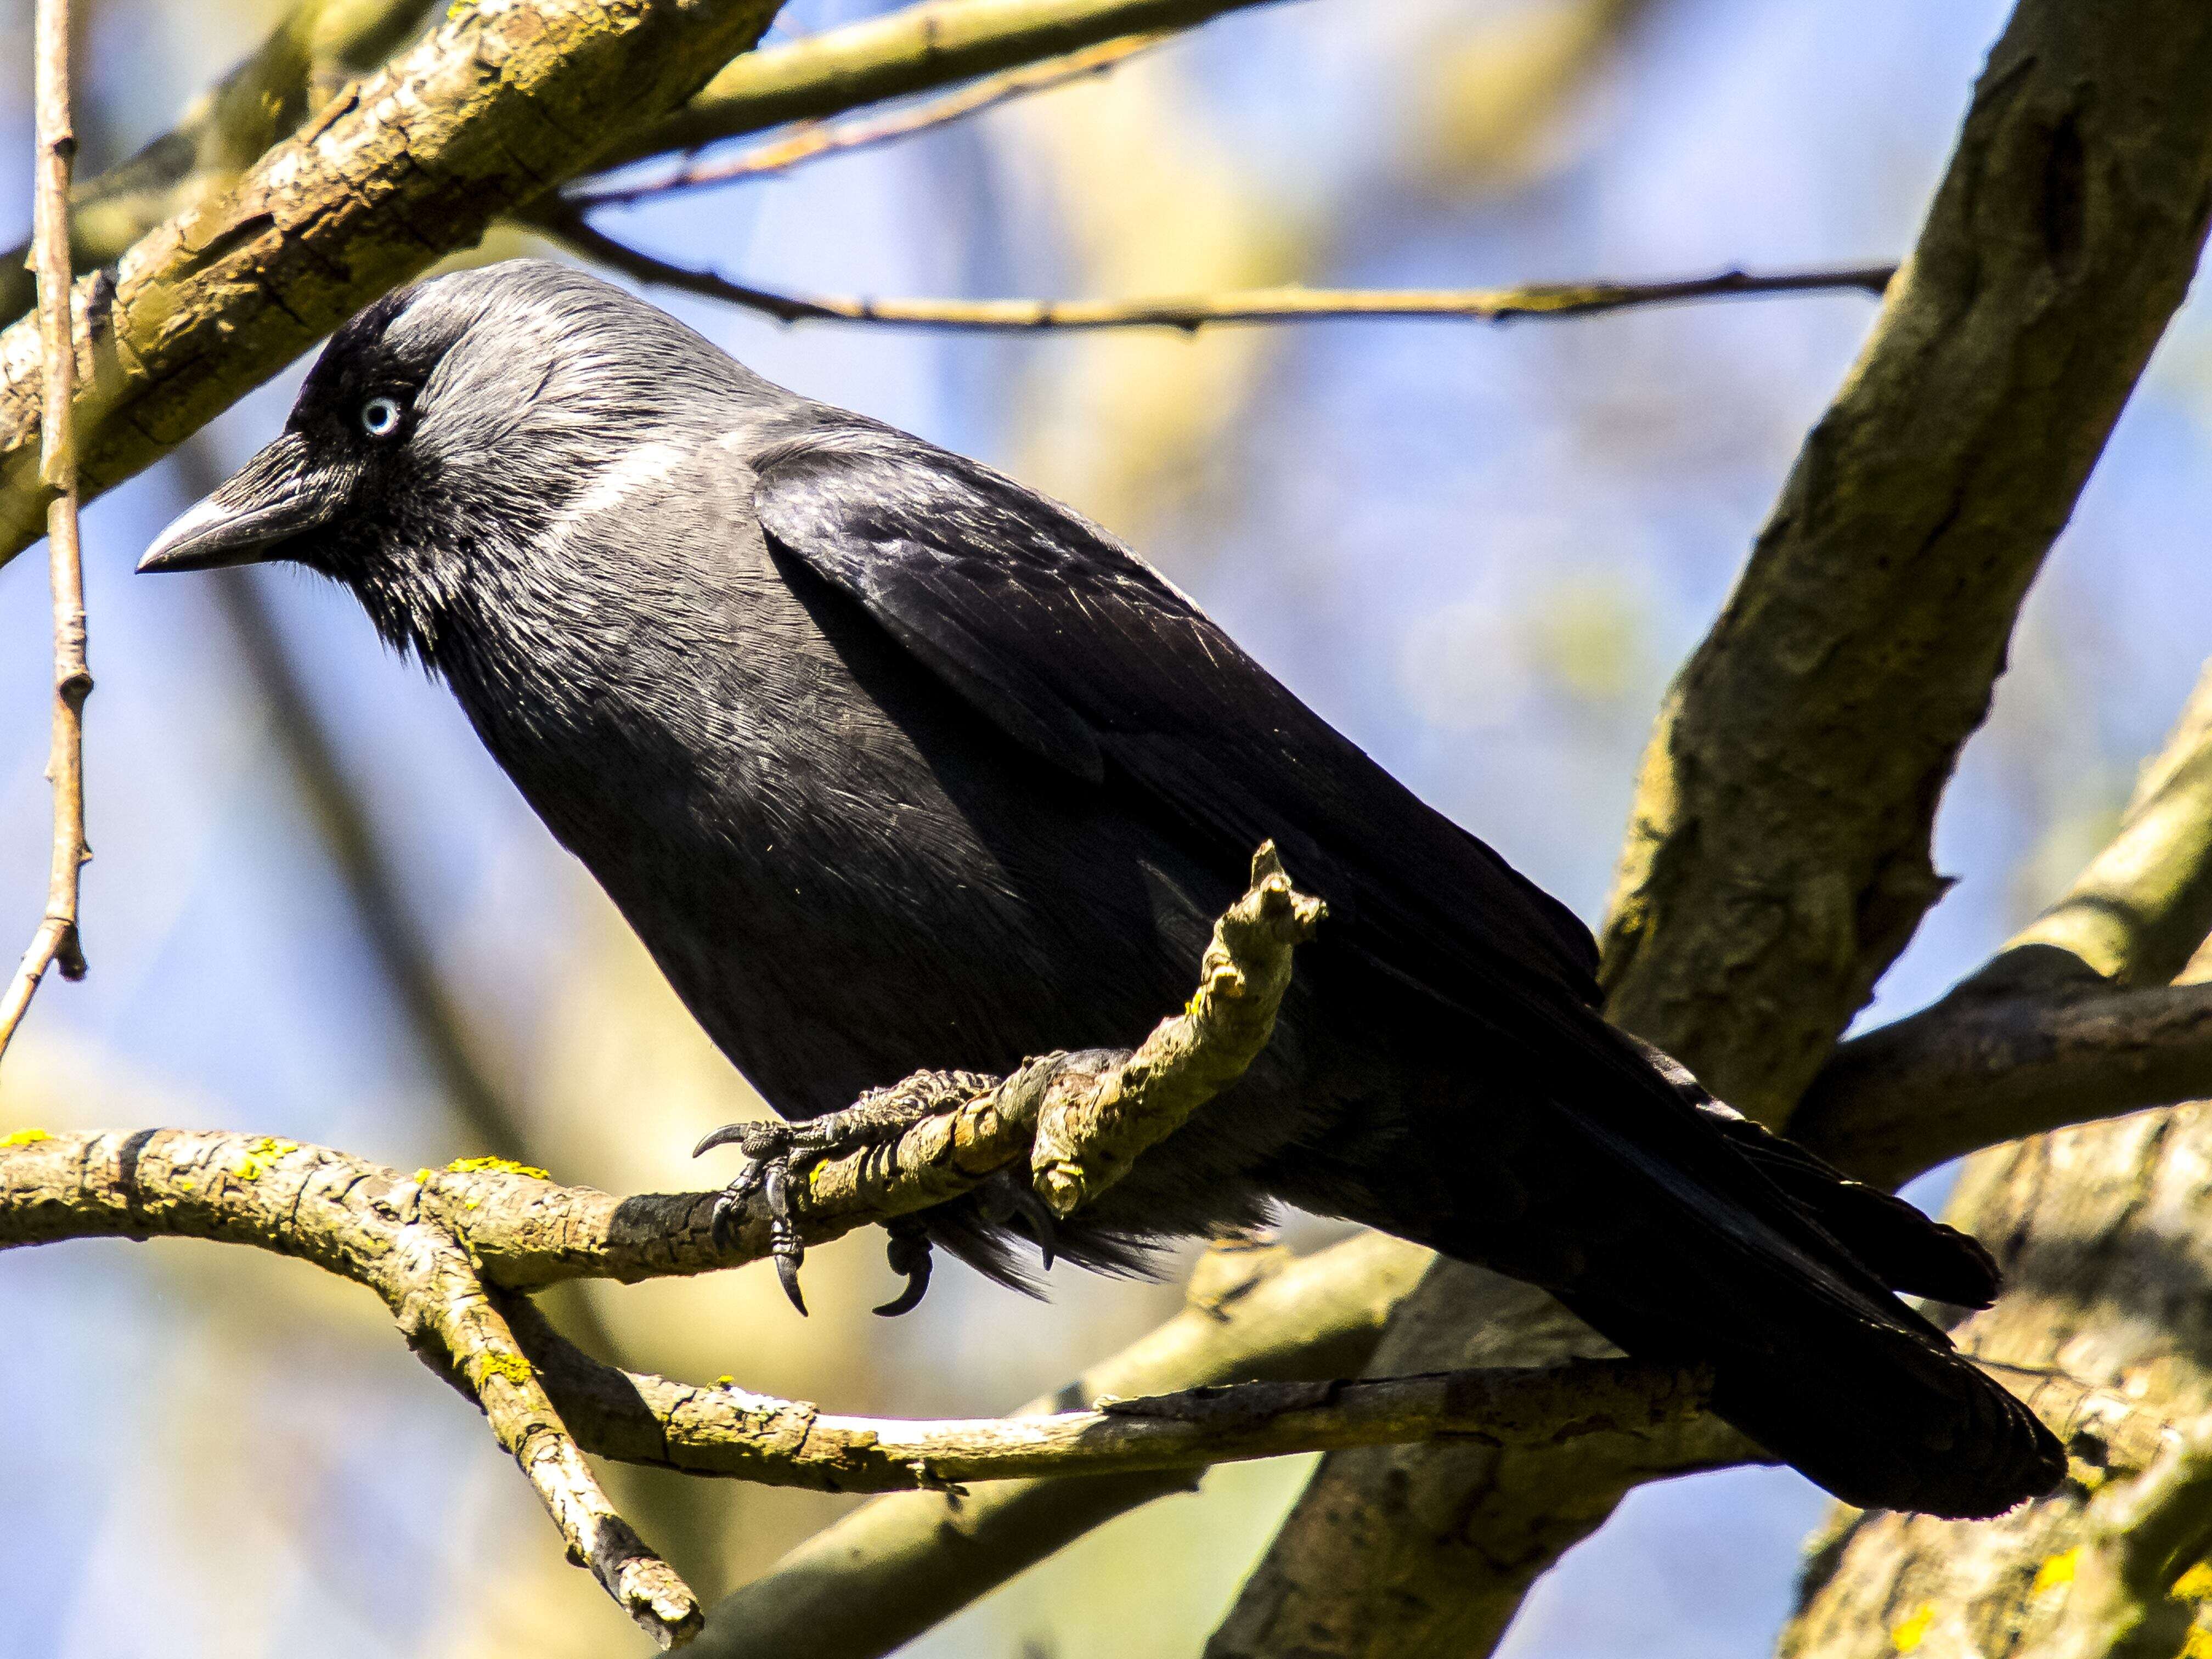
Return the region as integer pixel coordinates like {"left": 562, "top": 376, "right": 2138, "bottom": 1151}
{"left": 142, "top": 261, "right": 2063, "bottom": 1519}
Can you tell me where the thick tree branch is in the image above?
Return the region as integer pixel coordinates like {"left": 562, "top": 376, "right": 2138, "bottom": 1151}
{"left": 0, "top": 0, "right": 439, "bottom": 324}
{"left": 1598, "top": 1, "right": 2212, "bottom": 1127}
{"left": 539, "top": 217, "right": 1897, "bottom": 332}
{"left": 1796, "top": 657, "right": 2212, "bottom": 1186}
{"left": 1798, "top": 977, "right": 2212, "bottom": 1190}
{"left": 0, "top": 0, "right": 93, "bottom": 1062}
{"left": 1220, "top": 5, "right": 2212, "bottom": 1655}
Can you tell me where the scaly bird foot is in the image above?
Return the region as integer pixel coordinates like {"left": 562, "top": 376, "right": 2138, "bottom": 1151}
{"left": 693, "top": 1073, "right": 992, "bottom": 1316}
{"left": 693, "top": 1118, "right": 827, "bottom": 1313}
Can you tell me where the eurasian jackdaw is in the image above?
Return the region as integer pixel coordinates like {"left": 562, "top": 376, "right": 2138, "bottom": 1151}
{"left": 141, "top": 260, "right": 2063, "bottom": 1519}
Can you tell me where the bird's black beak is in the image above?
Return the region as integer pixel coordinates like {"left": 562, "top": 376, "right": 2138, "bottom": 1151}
{"left": 137, "top": 432, "right": 338, "bottom": 573}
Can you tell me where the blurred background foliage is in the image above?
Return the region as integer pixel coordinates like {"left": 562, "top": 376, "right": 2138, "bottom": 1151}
{"left": 2, "top": 0, "right": 2209, "bottom": 1654}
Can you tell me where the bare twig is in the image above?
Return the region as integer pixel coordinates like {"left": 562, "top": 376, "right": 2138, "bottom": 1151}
{"left": 572, "top": 33, "right": 1162, "bottom": 208}
{"left": 0, "top": 0, "right": 93, "bottom": 1064}
{"left": 609, "top": 0, "right": 1292, "bottom": 171}
{"left": 540, "top": 215, "right": 1897, "bottom": 334}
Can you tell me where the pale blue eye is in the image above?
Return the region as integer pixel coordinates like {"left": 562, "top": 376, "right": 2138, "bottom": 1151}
{"left": 360, "top": 395, "right": 404, "bottom": 438}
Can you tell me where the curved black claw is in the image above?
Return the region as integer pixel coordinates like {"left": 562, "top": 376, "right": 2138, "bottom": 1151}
{"left": 694, "top": 1091, "right": 961, "bottom": 1317}
{"left": 695, "top": 1120, "right": 815, "bottom": 1316}
{"left": 762, "top": 1160, "right": 808, "bottom": 1316}
{"left": 874, "top": 1221, "right": 934, "bottom": 1317}
{"left": 981, "top": 1166, "right": 1060, "bottom": 1272}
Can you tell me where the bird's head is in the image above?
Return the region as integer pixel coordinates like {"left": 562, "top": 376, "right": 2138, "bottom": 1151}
{"left": 138, "top": 259, "right": 737, "bottom": 662}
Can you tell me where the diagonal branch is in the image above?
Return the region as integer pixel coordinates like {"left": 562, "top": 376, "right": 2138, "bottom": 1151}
{"left": 382, "top": 1215, "right": 703, "bottom": 1646}
{"left": 0, "top": 0, "right": 94, "bottom": 1063}
{"left": 0, "top": 0, "right": 441, "bottom": 324}
{"left": 569, "top": 31, "right": 1164, "bottom": 207}
{"left": 606, "top": 0, "right": 1294, "bottom": 171}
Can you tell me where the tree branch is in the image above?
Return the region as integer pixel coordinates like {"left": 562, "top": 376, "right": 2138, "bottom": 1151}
{"left": 539, "top": 215, "right": 1897, "bottom": 332}
{"left": 1795, "top": 656, "right": 2212, "bottom": 1187}
{"left": 569, "top": 32, "right": 1164, "bottom": 207}
{"left": 383, "top": 1209, "right": 704, "bottom": 1646}
{"left": 506, "top": 1294, "right": 1714, "bottom": 1489}
{"left": 0, "top": 0, "right": 93, "bottom": 1062}
{"left": 687, "top": 1231, "right": 1435, "bottom": 1659}
{"left": 603, "top": 0, "right": 1293, "bottom": 171}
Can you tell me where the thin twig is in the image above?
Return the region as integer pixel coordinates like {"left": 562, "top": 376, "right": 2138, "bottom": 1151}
{"left": 540, "top": 211, "right": 1897, "bottom": 334}
{"left": 572, "top": 32, "right": 1162, "bottom": 208}
{"left": 0, "top": 0, "right": 92, "bottom": 1064}
{"left": 612, "top": 0, "right": 1286, "bottom": 172}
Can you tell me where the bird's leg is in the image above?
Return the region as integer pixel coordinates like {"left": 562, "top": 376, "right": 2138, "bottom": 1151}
{"left": 693, "top": 1069, "right": 997, "bottom": 1315}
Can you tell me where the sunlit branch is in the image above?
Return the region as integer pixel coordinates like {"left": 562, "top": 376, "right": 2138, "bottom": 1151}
{"left": 572, "top": 32, "right": 1161, "bottom": 208}
{"left": 539, "top": 212, "right": 1897, "bottom": 334}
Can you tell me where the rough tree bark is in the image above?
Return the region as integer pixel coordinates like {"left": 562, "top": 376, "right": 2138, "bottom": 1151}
{"left": 1211, "top": 4, "right": 2212, "bottom": 1655}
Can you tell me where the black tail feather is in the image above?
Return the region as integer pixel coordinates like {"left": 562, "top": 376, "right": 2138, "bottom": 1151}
{"left": 1561, "top": 1285, "right": 2065, "bottom": 1519}
{"left": 1696, "top": 1107, "right": 2001, "bottom": 1309}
